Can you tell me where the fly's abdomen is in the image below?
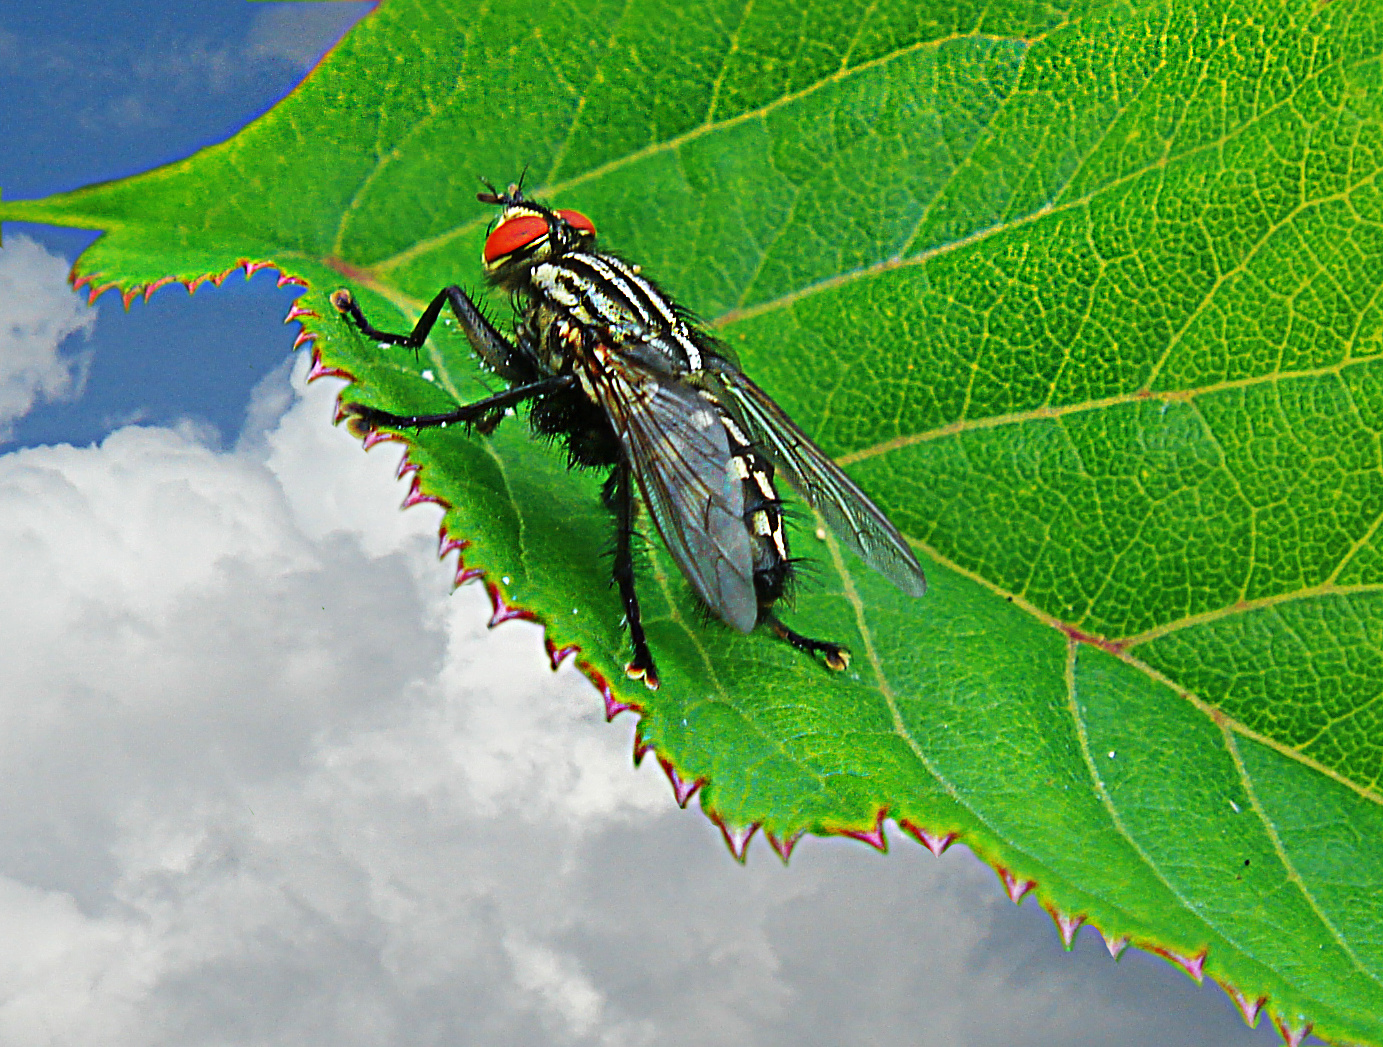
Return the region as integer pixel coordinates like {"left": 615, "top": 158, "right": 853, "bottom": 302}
{"left": 721, "top": 412, "right": 792, "bottom": 614}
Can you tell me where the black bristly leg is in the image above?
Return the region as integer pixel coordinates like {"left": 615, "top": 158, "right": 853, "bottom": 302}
{"left": 764, "top": 613, "right": 851, "bottom": 672}
{"left": 344, "top": 374, "right": 576, "bottom": 434}
{"left": 330, "top": 286, "right": 533, "bottom": 382}
{"left": 608, "top": 460, "right": 659, "bottom": 691}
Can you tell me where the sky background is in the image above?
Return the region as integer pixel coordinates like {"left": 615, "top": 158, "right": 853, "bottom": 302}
{"left": 0, "top": 3, "right": 1298, "bottom": 1044}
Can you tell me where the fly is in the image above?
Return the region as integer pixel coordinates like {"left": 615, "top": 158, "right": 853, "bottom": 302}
{"left": 331, "top": 181, "right": 927, "bottom": 690}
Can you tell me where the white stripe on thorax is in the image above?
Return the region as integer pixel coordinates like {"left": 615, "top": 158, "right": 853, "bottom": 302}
{"left": 568, "top": 252, "right": 703, "bottom": 370}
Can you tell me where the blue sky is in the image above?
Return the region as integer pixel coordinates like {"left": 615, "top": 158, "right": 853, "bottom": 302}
{"left": 1, "top": 0, "right": 365, "bottom": 449}
{"left": 0, "top": 3, "right": 1294, "bottom": 1045}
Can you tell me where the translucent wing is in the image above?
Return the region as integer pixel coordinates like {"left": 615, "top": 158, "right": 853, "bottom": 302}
{"left": 593, "top": 353, "right": 759, "bottom": 632}
{"left": 718, "top": 371, "right": 927, "bottom": 597}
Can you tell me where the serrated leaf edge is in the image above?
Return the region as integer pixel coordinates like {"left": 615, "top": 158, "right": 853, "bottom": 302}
{"left": 69, "top": 258, "right": 307, "bottom": 309}
{"left": 308, "top": 291, "right": 1359, "bottom": 1047}
{"left": 74, "top": 255, "right": 1360, "bottom": 1047}
{"left": 372, "top": 414, "right": 1337, "bottom": 1046}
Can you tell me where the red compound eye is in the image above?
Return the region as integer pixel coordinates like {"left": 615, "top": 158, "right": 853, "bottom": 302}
{"left": 558, "top": 209, "right": 596, "bottom": 236}
{"left": 483, "top": 215, "right": 549, "bottom": 263}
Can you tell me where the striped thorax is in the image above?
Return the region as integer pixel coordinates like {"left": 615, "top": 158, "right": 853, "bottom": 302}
{"left": 530, "top": 254, "right": 704, "bottom": 373}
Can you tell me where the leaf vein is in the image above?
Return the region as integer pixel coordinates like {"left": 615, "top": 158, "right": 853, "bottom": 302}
{"left": 375, "top": 28, "right": 1015, "bottom": 276}
{"left": 1221, "top": 725, "right": 1383, "bottom": 992}
{"left": 901, "top": 535, "right": 1383, "bottom": 808}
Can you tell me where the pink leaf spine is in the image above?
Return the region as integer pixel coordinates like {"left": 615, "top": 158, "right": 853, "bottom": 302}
{"left": 1149, "top": 945, "right": 1207, "bottom": 984}
{"left": 707, "top": 812, "right": 758, "bottom": 863}
{"left": 838, "top": 809, "right": 888, "bottom": 852}
{"left": 997, "top": 866, "right": 1036, "bottom": 905}
{"left": 656, "top": 757, "right": 703, "bottom": 807}
{"left": 898, "top": 819, "right": 957, "bottom": 856}
{"left": 1043, "top": 905, "right": 1085, "bottom": 950}
{"left": 1272, "top": 1015, "right": 1312, "bottom": 1047}
{"left": 765, "top": 829, "right": 803, "bottom": 864}
{"left": 632, "top": 727, "right": 652, "bottom": 767}
{"left": 1213, "top": 979, "right": 1265, "bottom": 1028}
{"left": 485, "top": 582, "right": 536, "bottom": 628}
{"left": 306, "top": 354, "right": 350, "bottom": 383}
{"left": 400, "top": 475, "right": 447, "bottom": 509}
{"left": 544, "top": 636, "right": 578, "bottom": 670}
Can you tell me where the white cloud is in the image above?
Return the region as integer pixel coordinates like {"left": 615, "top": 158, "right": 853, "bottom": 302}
{"left": 245, "top": 4, "right": 374, "bottom": 70}
{"left": 0, "top": 235, "right": 94, "bottom": 439}
{"left": 0, "top": 357, "right": 1277, "bottom": 1046}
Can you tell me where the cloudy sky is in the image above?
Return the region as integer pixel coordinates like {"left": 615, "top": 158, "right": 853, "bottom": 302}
{"left": 0, "top": 3, "right": 1292, "bottom": 1044}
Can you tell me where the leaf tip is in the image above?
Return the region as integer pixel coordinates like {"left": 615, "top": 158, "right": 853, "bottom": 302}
{"left": 764, "top": 828, "right": 804, "bottom": 864}
{"left": 706, "top": 811, "right": 758, "bottom": 863}
{"left": 485, "top": 581, "right": 537, "bottom": 629}
{"left": 579, "top": 660, "right": 641, "bottom": 722}
{"left": 1100, "top": 930, "right": 1130, "bottom": 960}
{"left": 1043, "top": 905, "right": 1086, "bottom": 950}
{"left": 898, "top": 819, "right": 958, "bottom": 856}
{"left": 400, "top": 473, "right": 448, "bottom": 510}
{"left": 453, "top": 564, "right": 484, "bottom": 587}
{"left": 437, "top": 526, "right": 468, "bottom": 560}
{"left": 306, "top": 346, "right": 352, "bottom": 384}
{"left": 656, "top": 756, "right": 703, "bottom": 807}
{"left": 632, "top": 725, "right": 652, "bottom": 767}
{"left": 142, "top": 276, "right": 174, "bottom": 302}
{"left": 835, "top": 808, "right": 888, "bottom": 853}
{"left": 78, "top": 276, "right": 116, "bottom": 305}
{"left": 1271, "top": 1013, "right": 1312, "bottom": 1047}
{"left": 358, "top": 425, "right": 402, "bottom": 450}
{"left": 996, "top": 865, "right": 1036, "bottom": 905}
{"left": 1213, "top": 978, "right": 1266, "bottom": 1028}
{"left": 435, "top": 526, "right": 482, "bottom": 586}
{"left": 1148, "top": 944, "right": 1207, "bottom": 984}
{"left": 544, "top": 636, "right": 579, "bottom": 671}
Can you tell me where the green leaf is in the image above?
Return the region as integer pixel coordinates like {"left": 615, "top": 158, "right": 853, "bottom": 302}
{"left": 5, "top": 0, "right": 1382, "bottom": 1040}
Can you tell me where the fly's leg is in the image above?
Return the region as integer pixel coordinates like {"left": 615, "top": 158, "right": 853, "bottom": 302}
{"left": 330, "top": 287, "right": 532, "bottom": 381}
{"left": 342, "top": 375, "right": 575, "bottom": 436}
{"left": 330, "top": 287, "right": 562, "bottom": 435}
{"left": 764, "top": 613, "right": 851, "bottom": 672}
{"left": 606, "top": 461, "right": 659, "bottom": 691}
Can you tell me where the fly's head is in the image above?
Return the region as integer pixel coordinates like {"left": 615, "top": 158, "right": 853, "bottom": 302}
{"left": 478, "top": 182, "right": 596, "bottom": 292}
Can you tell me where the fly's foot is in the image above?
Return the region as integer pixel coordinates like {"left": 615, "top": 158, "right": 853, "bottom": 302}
{"left": 340, "top": 402, "right": 401, "bottom": 440}
{"left": 767, "top": 615, "right": 851, "bottom": 672}
{"left": 821, "top": 644, "right": 851, "bottom": 672}
{"left": 625, "top": 652, "right": 660, "bottom": 691}
{"left": 473, "top": 409, "right": 505, "bottom": 436}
